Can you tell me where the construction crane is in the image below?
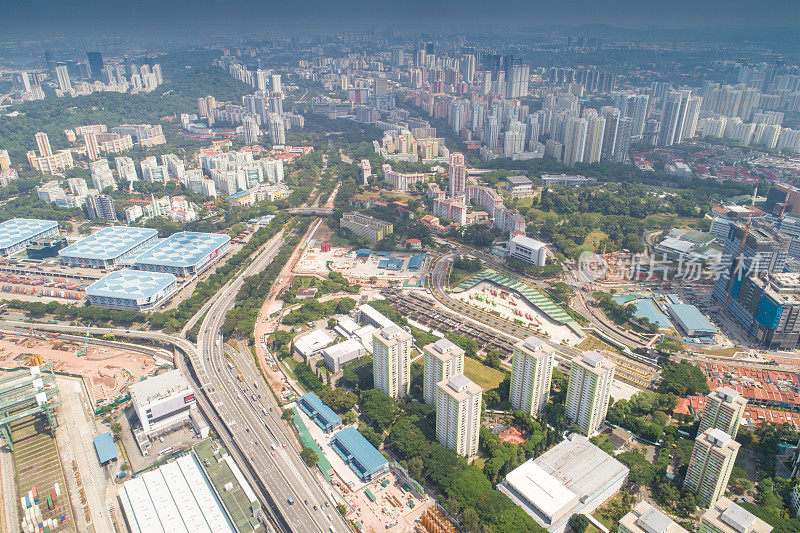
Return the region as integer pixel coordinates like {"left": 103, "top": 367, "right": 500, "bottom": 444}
{"left": 77, "top": 327, "right": 90, "bottom": 357}
{"left": 723, "top": 177, "right": 759, "bottom": 312}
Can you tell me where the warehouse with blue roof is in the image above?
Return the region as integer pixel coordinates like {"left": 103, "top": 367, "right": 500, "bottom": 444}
{"left": 133, "top": 231, "right": 231, "bottom": 276}
{"left": 331, "top": 427, "right": 389, "bottom": 482}
{"left": 93, "top": 432, "right": 118, "bottom": 465}
{"left": 297, "top": 392, "right": 342, "bottom": 433}
{"left": 0, "top": 218, "right": 59, "bottom": 256}
{"left": 59, "top": 226, "right": 159, "bottom": 268}
{"left": 86, "top": 269, "right": 178, "bottom": 311}
{"left": 407, "top": 253, "right": 427, "bottom": 271}
{"left": 666, "top": 303, "right": 717, "bottom": 337}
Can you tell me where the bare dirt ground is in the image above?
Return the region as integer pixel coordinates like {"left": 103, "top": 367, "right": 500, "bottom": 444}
{"left": 0, "top": 333, "right": 156, "bottom": 403}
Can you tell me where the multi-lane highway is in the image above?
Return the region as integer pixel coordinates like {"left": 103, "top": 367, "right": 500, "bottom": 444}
{"left": 193, "top": 226, "right": 349, "bottom": 533}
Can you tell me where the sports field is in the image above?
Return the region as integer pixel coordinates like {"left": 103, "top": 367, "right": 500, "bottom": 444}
{"left": 464, "top": 357, "right": 505, "bottom": 391}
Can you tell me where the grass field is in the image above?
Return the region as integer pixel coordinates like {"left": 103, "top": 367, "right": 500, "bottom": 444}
{"left": 464, "top": 357, "right": 506, "bottom": 391}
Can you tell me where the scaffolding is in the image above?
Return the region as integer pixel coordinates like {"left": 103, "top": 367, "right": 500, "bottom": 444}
{"left": 0, "top": 365, "right": 61, "bottom": 450}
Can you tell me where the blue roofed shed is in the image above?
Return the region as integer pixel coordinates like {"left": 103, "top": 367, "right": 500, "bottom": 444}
{"left": 356, "top": 249, "right": 372, "bottom": 258}
{"left": 666, "top": 303, "right": 716, "bottom": 337}
{"left": 407, "top": 253, "right": 426, "bottom": 271}
{"left": 331, "top": 427, "right": 389, "bottom": 482}
{"left": 298, "top": 392, "right": 342, "bottom": 433}
{"left": 93, "top": 432, "right": 118, "bottom": 465}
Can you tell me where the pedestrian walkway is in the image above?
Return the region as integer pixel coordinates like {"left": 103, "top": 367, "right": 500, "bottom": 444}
{"left": 291, "top": 407, "right": 333, "bottom": 482}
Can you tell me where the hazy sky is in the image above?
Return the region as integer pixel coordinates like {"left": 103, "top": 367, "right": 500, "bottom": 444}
{"left": 1, "top": 0, "right": 798, "bottom": 38}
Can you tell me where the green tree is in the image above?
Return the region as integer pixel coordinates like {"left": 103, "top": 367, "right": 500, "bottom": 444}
{"left": 300, "top": 446, "right": 318, "bottom": 467}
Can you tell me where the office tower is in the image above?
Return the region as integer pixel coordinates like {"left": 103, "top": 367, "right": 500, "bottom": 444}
{"left": 44, "top": 50, "right": 56, "bottom": 74}
{"left": 659, "top": 90, "right": 686, "bottom": 147}
{"left": 242, "top": 117, "right": 260, "bottom": 145}
{"left": 270, "top": 74, "right": 282, "bottom": 94}
{"left": 268, "top": 95, "right": 283, "bottom": 116}
{"left": 415, "top": 49, "right": 426, "bottom": 68}
{"left": 509, "top": 337, "right": 554, "bottom": 417}
{"left": 600, "top": 107, "right": 620, "bottom": 160}
{"left": 481, "top": 71, "right": 492, "bottom": 96}
{"left": 436, "top": 375, "right": 482, "bottom": 457}
{"left": 619, "top": 501, "right": 688, "bottom": 533}
{"left": 486, "top": 116, "right": 501, "bottom": 149}
{"left": 84, "top": 132, "right": 100, "bottom": 161}
{"left": 87, "top": 51, "right": 104, "bottom": 78}
{"left": 684, "top": 428, "right": 741, "bottom": 507}
{"left": 563, "top": 116, "right": 588, "bottom": 166}
{"left": 699, "top": 387, "right": 748, "bottom": 438}
{"left": 85, "top": 194, "right": 117, "bottom": 222}
{"left": 712, "top": 218, "right": 790, "bottom": 308}
{"left": 461, "top": 54, "right": 476, "bottom": 84}
{"left": 565, "top": 351, "right": 615, "bottom": 437}
{"left": 449, "top": 100, "right": 466, "bottom": 133}
{"left": 699, "top": 497, "right": 772, "bottom": 533}
{"left": 268, "top": 114, "right": 285, "bottom": 145}
{"left": 373, "top": 325, "right": 412, "bottom": 399}
{"left": 682, "top": 95, "right": 703, "bottom": 140}
{"left": 630, "top": 94, "right": 649, "bottom": 139}
{"left": 12, "top": 72, "right": 31, "bottom": 93}
{"left": 471, "top": 103, "right": 485, "bottom": 135}
{"left": 583, "top": 112, "right": 606, "bottom": 164}
{"left": 255, "top": 69, "right": 268, "bottom": 91}
{"left": 613, "top": 117, "right": 634, "bottom": 163}
{"left": 391, "top": 48, "right": 404, "bottom": 68}
{"left": 35, "top": 132, "right": 52, "bottom": 157}
{"left": 374, "top": 75, "right": 387, "bottom": 96}
{"left": 448, "top": 152, "right": 466, "bottom": 197}
{"left": 423, "top": 339, "right": 465, "bottom": 406}
{"left": 506, "top": 64, "right": 530, "bottom": 99}
{"left": 55, "top": 65, "right": 71, "bottom": 92}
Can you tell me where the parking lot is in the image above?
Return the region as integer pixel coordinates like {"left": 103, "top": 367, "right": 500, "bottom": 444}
{"left": 117, "top": 406, "right": 201, "bottom": 473}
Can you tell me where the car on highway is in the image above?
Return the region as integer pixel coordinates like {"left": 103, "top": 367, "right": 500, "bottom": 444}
{"left": 287, "top": 497, "right": 294, "bottom": 505}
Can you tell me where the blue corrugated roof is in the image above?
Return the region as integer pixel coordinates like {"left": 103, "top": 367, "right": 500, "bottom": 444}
{"left": 332, "top": 427, "right": 388, "bottom": 481}
{"left": 667, "top": 303, "right": 716, "bottom": 334}
{"left": 408, "top": 253, "right": 426, "bottom": 271}
{"left": 93, "top": 432, "right": 118, "bottom": 464}
{"left": 357, "top": 248, "right": 371, "bottom": 257}
{"left": 298, "top": 392, "right": 342, "bottom": 432}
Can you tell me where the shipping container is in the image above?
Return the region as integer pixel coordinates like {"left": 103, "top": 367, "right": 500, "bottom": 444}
{"left": 54, "top": 484, "right": 60, "bottom": 497}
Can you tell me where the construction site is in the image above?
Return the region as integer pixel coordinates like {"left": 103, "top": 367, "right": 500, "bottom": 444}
{"left": 0, "top": 332, "right": 157, "bottom": 405}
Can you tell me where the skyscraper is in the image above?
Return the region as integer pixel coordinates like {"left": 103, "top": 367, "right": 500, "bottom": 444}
{"left": 613, "top": 117, "right": 634, "bottom": 163}
{"left": 242, "top": 117, "right": 260, "bottom": 145}
{"left": 85, "top": 194, "right": 117, "bottom": 222}
{"left": 55, "top": 65, "right": 71, "bottom": 92}
{"left": 699, "top": 387, "right": 748, "bottom": 438}
{"left": 563, "top": 116, "right": 587, "bottom": 166}
{"left": 84, "top": 132, "right": 100, "bottom": 161}
{"left": 505, "top": 64, "right": 530, "bottom": 99}
{"left": 87, "top": 51, "right": 104, "bottom": 78}
{"left": 631, "top": 94, "right": 649, "bottom": 139}
{"left": 583, "top": 112, "right": 606, "bottom": 164}
{"left": 255, "top": 69, "right": 269, "bottom": 91}
{"left": 659, "top": 90, "right": 690, "bottom": 147}
{"left": 372, "top": 325, "right": 412, "bottom": 399}
{"left": 448, "top": 152, "right": 466, "bottom": 197}
{"left": 565, "top": 351, "right": 615, "bottom": 437}
{"left": 684, "top": 428, "right": 741, "bottom": 507}
{"left": 436, "top": 375, "right": 482, "bottom": 457}
{"left": 423, "top": 339, "right": 465, "bottom": 406}
{"left": 509, "top": 337, "right": 554, "bottom": 417}
{"left": 682, "top": 95, "right": 703, "bottom": 140}
{"left": 35, "top": 132, "right": 52, "bottom": 157}
{"left": 270, "top": 74, "right": 282, "bottom": 94}
{"left": 461, "top": 54, "right": 476, "bottom": 84}
{"left": 268, "top": 114, "right": 286, "bottom": 145}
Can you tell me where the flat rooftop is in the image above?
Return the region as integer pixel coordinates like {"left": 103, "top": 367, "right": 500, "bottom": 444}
{"left": 500, "top": 434, "right": 629, "bottom": 528}
{"left": 667, "top": 303, "right": 716, "bottom": 333}
{"left": 134, "top": 231, "right": 230, "bottom": 268}
{"left": 86, "top": 269, "right": 177, "bottom": 302}
{"left": 0, "top": 218, "right": 58, "bottom": 250}
{"left": 129, "top": 369, "right": 191, "bottom": 406}
{"left": 59, "top": 226, "right": 158, "bottom": 261}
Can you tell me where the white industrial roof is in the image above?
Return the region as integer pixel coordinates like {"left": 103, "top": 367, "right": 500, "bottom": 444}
{"left": 0, "top": 218, "right": 58, "bottom": 251}
{"left": 294, "top": 330, "right": 333, "bottom": 356}
{"left": 129, "top": 369, "right": 191, "bottom": 406}
{"left": 59, "top": 226, "right": 157, "bottom": 261}
{"left": 509, "top": 234, "right": 546, "bottom": 250}
{"left": 134, "top": 231, "right": 230, "bottom": 269}
{"left": 504, "top": 461, "right": 578, "bottom": 521}
{"left": 582, "top": 350, "right": 606, "bottom": 368}
{"left": 86, "top": 269, "right": 177, "bottom": 302}
{"left": 323, "top": 338, "right": 364, "bottom": 361}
